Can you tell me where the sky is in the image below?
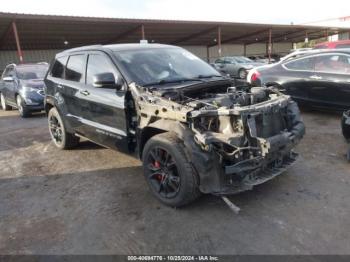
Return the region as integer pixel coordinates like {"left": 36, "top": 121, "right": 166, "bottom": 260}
{"left": 0, "top": 0, "right": 349, "bottom": 26}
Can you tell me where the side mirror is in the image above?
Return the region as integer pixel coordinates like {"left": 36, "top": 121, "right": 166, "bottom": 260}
{"left": 93, "top": 72, "right": 123, "bottom": 90}
{"left": 3, "top": 76, "right": 14, "bottom": 82}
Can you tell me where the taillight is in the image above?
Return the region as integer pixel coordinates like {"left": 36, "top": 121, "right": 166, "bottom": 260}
{"left": 251, "top": 71, "right": 261, "bottom": 82}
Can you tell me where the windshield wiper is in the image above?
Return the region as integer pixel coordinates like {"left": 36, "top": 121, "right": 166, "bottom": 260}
{"left": 143, "top": 75, "right": 223, "bottom": 87}
{"left": 196, "top": 74, "right": 222, "bottom": 79}
{"left": 143, "top": 78, "right": 205, "bottom": 87}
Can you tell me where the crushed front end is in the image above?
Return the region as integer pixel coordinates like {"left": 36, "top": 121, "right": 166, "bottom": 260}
{"left": 131, "top": 83, "right": 305, "bottom": 195}
{"left": 187, "top": 87, "right": 305, "bottom": 194}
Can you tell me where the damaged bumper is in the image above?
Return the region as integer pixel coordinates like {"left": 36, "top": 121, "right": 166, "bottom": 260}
{"left": 187, "top": 97, "right": 305, "bottom": 195}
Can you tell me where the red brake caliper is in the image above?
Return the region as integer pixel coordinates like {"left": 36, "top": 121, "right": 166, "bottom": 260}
{"left": 154, "top": 161, "right": 163, "bottom": 181}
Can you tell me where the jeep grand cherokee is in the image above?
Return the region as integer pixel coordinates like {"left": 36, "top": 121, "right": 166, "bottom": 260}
{"left": 44, "top": 44, "right": 305, "bottom": 207}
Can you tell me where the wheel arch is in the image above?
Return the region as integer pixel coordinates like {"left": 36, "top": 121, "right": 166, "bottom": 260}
{"left": 138, "top": 126, "right": 167, "bottom": 158}
{"left": 44, "top": 95, "right": 57, "bottom": 115}
{"left": 138, "top": 119, "right": 187, "bottom": 158}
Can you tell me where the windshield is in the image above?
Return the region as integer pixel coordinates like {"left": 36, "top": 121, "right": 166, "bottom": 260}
{"left": 16, "top": 65, "right": 48, "bottom": 80}
{"left": 114, "top": 48, "right": 221, "bottom": 86}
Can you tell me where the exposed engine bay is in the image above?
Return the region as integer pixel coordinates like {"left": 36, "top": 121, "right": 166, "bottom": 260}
{"left": 129, "top": 81, "right": 305, "bottom": 195}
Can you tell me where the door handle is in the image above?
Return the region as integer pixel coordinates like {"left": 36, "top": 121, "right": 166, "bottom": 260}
{"left": 310, "top": 75, "right": 322, "bottom": 80}
{"left": 80, "top": 90, "right": 90, "bottom": 96}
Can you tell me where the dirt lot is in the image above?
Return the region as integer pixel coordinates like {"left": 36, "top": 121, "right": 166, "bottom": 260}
{"left": 0, "top": 108, "right": 349, "bottom": 255}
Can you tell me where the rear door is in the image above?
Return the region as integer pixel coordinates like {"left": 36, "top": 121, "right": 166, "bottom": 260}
{"left": 280, "top": 56, "right": 316, "bottom": 103}
{"left": 77, "top": 51, "right": 129, "bottom": 149}
{"left": 309, "top": 53, "right": 350, "bottom": 109}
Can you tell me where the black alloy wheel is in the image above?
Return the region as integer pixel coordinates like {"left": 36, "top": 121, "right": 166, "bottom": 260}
{"left": 142, "top": 132, "right": 201, "bottom": 207}
{"left": 49, "top": 113, "right": 64, "bottom": 147}
{"left": 48, "top": 107, "right": 79, "bottom": 149}
{"left": 145, "top": 146, "right": 181, "bottom": 199}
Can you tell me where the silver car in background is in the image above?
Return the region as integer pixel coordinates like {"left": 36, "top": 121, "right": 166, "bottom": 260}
{"left": 212, "top": 56, "right": 264, "bottom": 79}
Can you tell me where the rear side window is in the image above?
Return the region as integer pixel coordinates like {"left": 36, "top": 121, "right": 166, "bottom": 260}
{"left": 65, "top": 55, "right": 86, "bottom": 83}
{"left": 284, "top": 57, "right": 314, "bottom": 71}
{"left": 51, "top": 56, "right": 68, "bottom": 78}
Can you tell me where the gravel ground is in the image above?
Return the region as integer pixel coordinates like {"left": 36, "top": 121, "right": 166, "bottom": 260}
{"left": 0, "top": 108, "right": 349, "bottom": 255}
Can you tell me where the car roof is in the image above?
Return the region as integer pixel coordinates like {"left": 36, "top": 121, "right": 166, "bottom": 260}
{"left": 5, "top": 62, "right": 49, "bottom": 69}
{"left": 315, "top": 40, "right": 350, "bottom": 48}
{"left": 59, "top": 43, "right": 179, "bottom": 55}
{"left": 281, "top": 48, "right": 350, "bottom": 62}
{"left": 300, "top": 48, "right": 350, "bottom": 56}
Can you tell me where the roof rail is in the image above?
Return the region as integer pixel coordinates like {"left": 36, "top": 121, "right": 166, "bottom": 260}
{"left": 62, "top": 45, "right": 103, "bottom": 53}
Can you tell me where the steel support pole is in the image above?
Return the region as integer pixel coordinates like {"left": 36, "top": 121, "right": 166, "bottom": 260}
{"left": 141, "top": 24, "right": 145, "bottom": 40}
{"left": 268, "top": 28, "right": 272, "bottom": 63}
{"left": 12, "top": 21, "right": 23, "bottom": 63}
{"left": 218, "top": 26, "right": 222, "bottom": 58}
{"left": 206, "top": 46, "right": 210, "bottom": 63}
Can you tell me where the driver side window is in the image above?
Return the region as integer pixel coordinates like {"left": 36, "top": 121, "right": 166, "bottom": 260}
{"left": 86, "top": 54, "right": 120, "bottom": 87}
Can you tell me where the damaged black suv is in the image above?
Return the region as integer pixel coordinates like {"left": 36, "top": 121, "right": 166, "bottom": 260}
{"left": 44, "top": 44, "right": 305, "bottom": 207}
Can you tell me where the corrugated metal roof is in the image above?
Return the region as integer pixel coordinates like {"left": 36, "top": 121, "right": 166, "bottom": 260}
{"left": 0, "top": 12, "right": 348, "bottom": 50}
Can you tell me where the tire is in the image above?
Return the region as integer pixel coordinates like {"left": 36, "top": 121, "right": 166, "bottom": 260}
{"left": 0, "top": 93, "right": 12, "bottom": 111}
{"left": 16, "top": 95, "right": 31, "bottom": 118}
{"left": 142, "top": 132, "right": 201, "bottom": 207}
{"left": 238, "top": 68, "right": 248, "bottom": 79}
{"left": 48, "top": 107, "right": 79, "bottom": 149}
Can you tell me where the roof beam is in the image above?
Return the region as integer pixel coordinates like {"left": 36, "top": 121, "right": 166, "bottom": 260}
{"left": 268, "top": 29, "right": 310, "bottom": 43}
{"left": 105, "top": 25, "right": 142, "bottom": 44}
{"left": 171, "top": 26, "right": 218, "bottom": 44}
{"left": 273, "top": 29, "right": 330, "bottom": 43}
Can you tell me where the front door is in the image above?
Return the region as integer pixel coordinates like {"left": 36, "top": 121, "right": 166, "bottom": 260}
{"left": 77, "top": 51, "right": 129, "bottom": 149}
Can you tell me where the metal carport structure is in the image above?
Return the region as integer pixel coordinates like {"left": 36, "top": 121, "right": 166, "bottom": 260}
{"left": 0, "top": 12, "right": 348, "bottom": 64}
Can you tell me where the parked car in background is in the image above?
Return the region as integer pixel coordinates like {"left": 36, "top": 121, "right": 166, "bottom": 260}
{"left": 248, "top": 49, "right": 350, "bottom": 111}
{"left": 341, "top": 110, "right": 350, "bottom": 160}
{"left": 279, "top": 49, "right": 318, "bottom": 62}
{"left": 248, "top": 55, "right": 274, "bottom": 64}
{"left": 0, "top": 63, "right": 49, "bottom": 117}
{"left": 44, "top": 44, "right": 304, "bottom": 207}
{"left": 314, "top": 40, "right": 350, "bottom": 49}
{"left": 212, "top": 56, "right": 264, "bottom": 79}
